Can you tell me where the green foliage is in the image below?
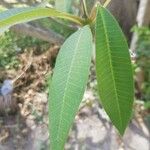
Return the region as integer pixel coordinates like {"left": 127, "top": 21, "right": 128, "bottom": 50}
{"left": 55, "top": 0, "right": 73, "bottom": 13}
{"left": 0, "top": 31, "right": 49, "bottom": 69}
{"left": 15, "top": 32, "right": 49, "bottom": 51}
{"left": 95, "top": 6, "right": 134, "bottom": 135}
{"left": 49, "top": 25, "right": 92, "bottom": 150}
{"left": 0, "top": 6, "right": 84, "bottom": 34}
{"left": 132, "top": 26, "right": 150, "bottom": 41}
{"left": 0, "top": 31, "right": 19, "bottom": 69}
{"left": 133, "top": 26, "right": 150, "bottom": 105}
{"left": 0, "top": 1, "right": 134, "bottom": 149}
{"left": 35, "top": 18, "right": 75, "bottom": 38}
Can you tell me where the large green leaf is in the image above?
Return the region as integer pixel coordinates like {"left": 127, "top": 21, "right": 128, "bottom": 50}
{"left": 49, "top": 25, "right": 92, "bottom": 150}
{"left": 0, "top": 6, "right": 84, "bottom": 34}
{"left": 55, "top": 0, "right": 73, "bottom": 12}
{"left": 95, "top": 6, "right": 134, "bottom": 135}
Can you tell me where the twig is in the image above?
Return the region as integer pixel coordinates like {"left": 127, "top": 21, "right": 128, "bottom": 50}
{"left": 11, "top": 23, "right": 65, "bottom": 44}
{"left": 103, "top": 0, "right": 111, "bottom": 8}
{"left": 12, "top": 50, "right": 33, "bottom": 84}
{"left": 82, "top": 0, "right": 89, "bottom": 18}
{"left": 89, "top": 1, "right": 99, "bottom": 22}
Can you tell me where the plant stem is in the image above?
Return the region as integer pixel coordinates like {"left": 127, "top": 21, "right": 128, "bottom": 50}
{"left": 82, "top": 0, "right": 89, "bottom": 18}
{"left": 89, "top": 1, "right": 98, "bottom": 22}
{"left": 103, "top": 0, "right": 111, "bottom": 8}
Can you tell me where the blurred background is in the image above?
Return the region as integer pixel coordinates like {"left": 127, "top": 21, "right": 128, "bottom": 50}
{"left": 0, "top": 0, "right": 149, "bottom": 150}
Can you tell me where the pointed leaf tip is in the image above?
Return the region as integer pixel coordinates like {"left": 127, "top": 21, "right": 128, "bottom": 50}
{"left": 49, "top": 25, "right": 93, "bottom": 150}
{"left": 95, "top": 6, "right": 134, "bottom": 135}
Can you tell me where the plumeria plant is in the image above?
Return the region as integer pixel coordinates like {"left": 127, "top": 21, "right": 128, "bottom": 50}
{"left": 0, "top": 0, "right": 134, "bottom": 149}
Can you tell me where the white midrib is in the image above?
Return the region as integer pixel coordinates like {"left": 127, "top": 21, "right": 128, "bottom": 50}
{"left": 56, "top": 30, "right": 83, "bottom": 143}
{"left": 99, "top": 8, "right": 122, "bottom": 130}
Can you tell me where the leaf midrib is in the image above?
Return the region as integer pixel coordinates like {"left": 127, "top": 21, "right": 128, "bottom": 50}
{"left": 56, "top": 30, "right": 83, "bottom": 142}
{"left": 0, "top": 7, "right": 83, "bottom": 28}
{"left": 99, "top": 8, "right": 122, "bottom": 130}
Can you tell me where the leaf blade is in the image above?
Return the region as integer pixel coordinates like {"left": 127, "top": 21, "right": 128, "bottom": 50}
{"left": 55, "top": 0, "right": 73, "bottom": 12}
{"left": 0, "top": 6, "right": 84, "bottom": 34}
{"left": 96, "top": 6, "right": 134, "bottom": 135}
{"left": 49, "top": 25, "right": 92, "bottom": 150}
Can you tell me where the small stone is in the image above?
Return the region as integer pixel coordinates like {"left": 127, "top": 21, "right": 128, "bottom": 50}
{"left": 22, "top": 128, "right": 28, "bottom": 135}
{"left": 26, "top": 118, "right": 35, "bottom": 128}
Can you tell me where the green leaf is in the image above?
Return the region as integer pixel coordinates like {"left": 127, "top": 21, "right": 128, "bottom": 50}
{"left": 95, "top": 6, "right": 134, "bottom": 135}
{"left": 0, "top": 6, "right": 84, "bottom": 34}
{"left": 55, "top": 0, "right": 73, "bottom": 12}
{"left": 49, "top": 25, "right": 92, "bottom": 150}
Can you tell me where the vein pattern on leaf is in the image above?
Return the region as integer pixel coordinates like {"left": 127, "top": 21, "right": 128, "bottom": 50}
{"left": 49, "top": 25, "right": 92, "bottom": 150}
{"left": 99, "top": 7, "right": 122, "bottom": 130}
{"left": 96, "top": 6, "right": 134, "bottom": 135}
{"left": 56, "top": 31, "right": 82, "bottom": 140}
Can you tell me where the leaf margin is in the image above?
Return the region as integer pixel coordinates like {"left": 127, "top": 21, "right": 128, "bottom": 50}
{"left": 49, "top": 25, "right": 93, "bottom": 149}
{"left": 95, "top": 5, "right": 134, "bottom": 135}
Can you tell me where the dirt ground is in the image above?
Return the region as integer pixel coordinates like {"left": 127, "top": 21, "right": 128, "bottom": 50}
{"left": 0, "top": 46, "right": 149, "bottom": 150}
